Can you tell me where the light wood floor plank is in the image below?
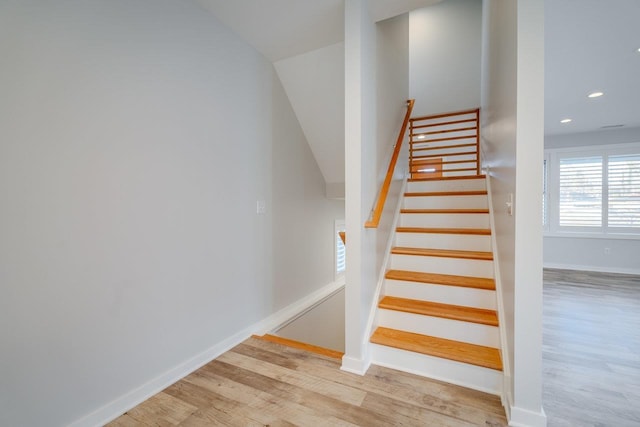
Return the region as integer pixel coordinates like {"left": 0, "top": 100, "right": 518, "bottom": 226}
{"left": 107, "top": 335, "right": 507, "bottom": 426}
{"left": 543, "top": 268, "right": 640, "bottom": 427}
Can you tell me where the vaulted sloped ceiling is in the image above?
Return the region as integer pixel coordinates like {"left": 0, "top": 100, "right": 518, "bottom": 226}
{"left": 275, "top": 42, "right": 345, "bottom": 187}
{"left": 195, "top": 0, "right": 441, "bottom": 189}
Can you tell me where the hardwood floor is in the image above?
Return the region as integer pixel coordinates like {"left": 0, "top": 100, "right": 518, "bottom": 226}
{"left": 107, "top": 337, "right": 507, "bottom": 426}
{"left": 543, "top": 268, "right": 640, "bottom": 427}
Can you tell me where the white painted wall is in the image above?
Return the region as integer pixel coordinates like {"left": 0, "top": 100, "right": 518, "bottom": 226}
{"left": 0, "top": 1, "right": 343, "bottom": 426}
{"left": 343, "top": 0, "right": 410, "bottom": 373}
{"left": 544, "top": 127, "right": 640, "bottom": 274}
{"left": 271, "top": 74, "right": 346, "bottom": 307}
{"left": 409, "top": 0, "right": 483, "bottom": 117}
{"left": 481, "top": 0, "right": 546, "bottom": 425}
{"left": 276, "top": 288, "right": 346, "bottom": 352}
{"left": 274, "top": 43, "right": 346, "bottom": 189}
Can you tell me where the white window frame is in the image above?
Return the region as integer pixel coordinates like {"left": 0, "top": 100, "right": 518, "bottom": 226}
{"left": 543, "top": 152, "right": 550, "bottom": 231}
{"left": 335, "top": 219, "right": 346, "bottom": 279}
{"left": 544, "top": 142, "right": 640, "bottom": 240}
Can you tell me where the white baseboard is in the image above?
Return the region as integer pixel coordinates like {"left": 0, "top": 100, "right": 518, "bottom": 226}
{"left": 544, "top": 262, "right": 640, "bottom": 276}
{"left": 340, "top": 355, "right": 370, "bottom": 375}
{"left": 508, "top": 405, "right": 547, "bottom": 427}
{"left": 69, "top": 278, "right": 346, "bottom": 427}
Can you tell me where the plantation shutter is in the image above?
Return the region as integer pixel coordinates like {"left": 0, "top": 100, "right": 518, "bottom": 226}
{"left": 558, "top": 156, "right": 603, "bottom": 227}
{"left": 608, "top": 153, "right": 640, "bottom": 229}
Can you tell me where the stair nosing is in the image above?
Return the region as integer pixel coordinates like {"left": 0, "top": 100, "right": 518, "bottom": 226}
{"left": 378, "top": 296, "right": 499, "bottom": 326}
{"left": 404, "top": 190, "right": 488, "bottom": 197}
{"left": 400, "top": 209, "right": 489, "bottom": 214}
{"left": 370, "top": 327, "right": 503, "bottom": 371}
{"left": 408, "top": 175, "right": 485, "bottom": 182}
{"left": 385, "top": 270, "right": 495, "bottom": 290}
{"left": 396, "top": 227, "right": 491, "bottom": 235}
{"left": 391, "top": 247, "right": 494, "bottom": 261}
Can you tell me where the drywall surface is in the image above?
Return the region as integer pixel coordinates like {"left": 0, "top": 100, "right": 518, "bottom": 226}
{"left": 0, "top": 1, "right": 343, "bottom": 425}
{"left": 271, "top": 73, "right": 346, "bottom": 309}
{"left": 545, "top": 126, "right": 640, "bottom": 149}
{"left": 344, "top": 0, "right": 410, "bottom": 371}
{"left": 274, "top": 42, "right": 346, "bottom": 187}
{"left": 409, "top": 0, "right": 482, "bottom": 117}
{"left": 544, "top": 127, "right": 640, "bottom": 274}
{"left": 544, "top": 237, "right": 640, "bottom": 275}
{"left": 481, "top": 0, "right": 546, "bottom": 425}
{"left": 276, "top": 288, "right": 346, "bottom": 352}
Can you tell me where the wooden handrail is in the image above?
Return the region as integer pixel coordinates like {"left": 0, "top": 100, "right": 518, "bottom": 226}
{"left": 365, "top": 99, "right": 415, "bottom": 228}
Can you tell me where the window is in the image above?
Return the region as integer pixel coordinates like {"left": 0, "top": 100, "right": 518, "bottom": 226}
{"left": 545, "top": 143, "right": 640, "bottom": 237}
{"left": 543, "top": 156, "right": 549, "bottom": 228}
{"left": 558, "top": 156, "right": 602, "bottom": 228}
{"left": 608, "top": 154, "right": 640, "bottom": 228}
{"left": 335, "top": 220, "right": 345, "bottom": 277}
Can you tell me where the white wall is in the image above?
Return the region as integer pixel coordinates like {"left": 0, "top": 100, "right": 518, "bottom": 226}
{"left": 343, "top": 0, "right": 410, "bottom": 373}
{"left": 274, "top": 43, "right": 346, "bottom": 189}
{"left": 544, "top": 127, "right": 640, "bottom": 274}
{"left": 275, "top": 288, "right": 346, "bottom": 352}
{"left": 271, "top": 74, "right": 346, "bottom": 308}
{"left": 481, "top": 0, "right": 546, "bottom": 425}
{"left": 409, "top": 0, "right": 482, "bottom": 117}
{"left": 0, "top": 1, "right": 343, "bottom": 426}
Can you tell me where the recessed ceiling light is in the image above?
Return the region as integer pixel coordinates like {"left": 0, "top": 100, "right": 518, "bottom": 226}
{"left": 416, "top": 135, "right": 426, "bottom": 140}
{"left": 560, "top": 118, "right": 572, "bottom": 124}
{"left": 588, "top": 91, "right": 604, "bottom": 98}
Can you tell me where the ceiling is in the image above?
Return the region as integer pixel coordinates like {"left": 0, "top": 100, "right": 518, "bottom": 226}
{"left": 195, "top": 0, "right": 640, "bottom": 152}
{"left": 544, "top": 0, "right": 640, "bottom": 136}
{"left": 195, "top": 0, "right": 441, "bottom": 62}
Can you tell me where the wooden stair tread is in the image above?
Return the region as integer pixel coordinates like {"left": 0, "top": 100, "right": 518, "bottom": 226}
{"left": 404, "top": 190, "right": 487, "bottom": 197}
{"left": 409, "top": 175, "right": 485, "bottom": 182}
{"left": 385, "top": 270, "right": 495, "bottom": 290}
{"left": 391, "top": 247, "right": 493, "bottom": 260}
{"left": 396, "top": 227, "right": 491, "bottom": 235}
{"left": 379, "top": 296, "right": 498, "bottom": 326}
{"left": 370, "top": 327, "right": 503, "bottom": 371}
{"left": 401, "top": 209, "right": 489, "bottom": 214}
{"left": 252, "top": 334, "right": 343, "bottom": 359}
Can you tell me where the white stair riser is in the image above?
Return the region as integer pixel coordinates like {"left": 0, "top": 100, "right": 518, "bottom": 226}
{"left": 399, "top": 213, "right": 489, "bottom": 228}
{"left": 395, "top": 233, "right": 491, "bottom": 252}
{"left": 390, "top": 254, "right": 494, "bottom": 278}
{"left": 384, "top": 279, "right": 497, "bottom": 310}
{"left": 370, "top": 344, "right": 503, "bottom": 396}
{"left": 377, "top": 309, "right": 499, "bottom": 347}
{"left": 403, "top": 195, "right": 487, "bottom": 210}
{"left": 407, "top": 179, "right": 485, "bottom": 193}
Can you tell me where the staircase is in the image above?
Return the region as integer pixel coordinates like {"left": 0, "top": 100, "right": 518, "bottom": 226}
{"left": 368, "top": 109, "right": 503, "bottom": 395}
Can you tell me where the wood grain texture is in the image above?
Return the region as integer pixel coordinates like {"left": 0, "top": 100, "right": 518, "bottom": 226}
{"left": 411, "top": 150, "right": 477, "bottom": 159}
{"left": 370, "top": 327, "right": 503, "bottom": 371}
{"left": 253, "top": 334, "right": 344, "bottom": 359}
{"left": 385, "top": 269, "right": 496, "bottom": 290}
{"left": 379, "top": 296, "right": 499, "bottom": 326}
{"left": 391, "top": 247, "right": 493, "bottom": 260}
{"left": 411, "top": 142, "right": 477, "bottom": 152}
{"left": 409, "top": 174, "right": 485, "bottom": 182}
{"left": 411, "top": 108, "right": 479, "bottom": 122}
{"left": 403, "top": 190, "right": 488, "bottom": 197}
{"left": 400, "top": 208, "right": 489, "bottom": 214}
{"left": 396, "top": 227, "right": 491, "bottom": 235}
{"left": 543, "top": 268, "right": 640, "bottom": 427}
{"left": 365, "top": 99, "right": 414, "bottom": 229}
{"left": 107, "top": 336, "right": 507, "bottom": 426}
{"left": 411, "top": 117, "right": 476, "bottom": 129}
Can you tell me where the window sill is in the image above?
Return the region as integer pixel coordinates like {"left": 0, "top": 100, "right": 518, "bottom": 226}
{"left": 543, "top": 232, "right": 640, "bottom": 241}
